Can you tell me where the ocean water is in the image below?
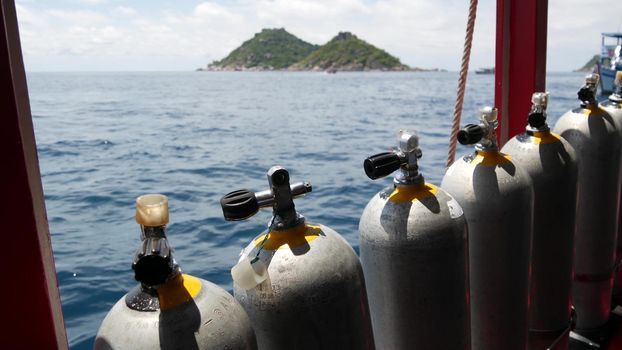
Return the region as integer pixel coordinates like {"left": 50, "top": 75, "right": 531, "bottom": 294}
{"left": 28, "top": 71, "right": 584, "bottom": 349}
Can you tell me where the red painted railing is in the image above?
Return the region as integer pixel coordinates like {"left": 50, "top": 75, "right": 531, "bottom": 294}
{"left": 495, "top": 0, "right": 548, "bottom": 146}
{"left": 0, "top": 0, "right": 68, "bottom": 348}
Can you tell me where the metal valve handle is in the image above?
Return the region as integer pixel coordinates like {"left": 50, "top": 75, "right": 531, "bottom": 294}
{"left": 221, "top": 189, "right": 260, "bottom": 221}
{"left": 221, "top": 182, "right": 312, "bottom": 221}
{"left": 364, "top": 152, "right": 402, "bottom": 180}
{"left": 458, "top": 107, "right": 499, "bottom": 151}
{"left": 132, "top": 240, "right": 174, "bottom": 286}
{"left": 457, "top": 124, "right": 484, "bottom": 145}
{"left": 363, "top": 130, "right": 423, "bottom": 185}
{"left": 220, "top": 166, "right": 312, "bottom": 230}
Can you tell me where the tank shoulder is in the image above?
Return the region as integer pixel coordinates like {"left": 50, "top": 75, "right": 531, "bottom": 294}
{"left": 360, "top": 183, "right": 466, "bottom": 246}
{"left": 554, "top": 107, "right": 618, "bottom": 135}
{"left": 502, "top": 133, "right": 577, "bottom": 169}
{"left": 441, "top": 152, "right": 533, "bottom": 206}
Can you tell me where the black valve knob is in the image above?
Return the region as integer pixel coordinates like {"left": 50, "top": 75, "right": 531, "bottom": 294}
{"left": 457, "top": 124, "right": 485, "bottom": 145}
{"left": 133, "top": 255, "right": 173, "bottom": 286}
{"left": 364, "top": 152, "right": 402, "bottom": 180}
{"left": 528, "top": 112, "right": 546, "bottom": 129}
{"left": 578, "top": 86, "right": 596, "bottom": 106}
{"left": 132, "top": 237, "right": 174, "bottom": 286}
{"left": 221, "top": 189, "right": 259, "bottom": 221}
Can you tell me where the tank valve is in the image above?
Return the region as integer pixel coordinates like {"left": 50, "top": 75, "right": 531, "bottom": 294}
{"left": 221, "top": 166, "right": 312, "bottom": 230}
{"left": 364, "top": 130, "right": 423, "bottom": 185}
{"left": 457, "top": 106, "right": 498, "bottom": 151}
{"left": 223, "top": 167, "right": 312, "bottom": 289}
{"left": 132, "top": 194, "right": 178, "bottom": 287}
{"left": 527, "top": 92, "right": 550, "bottom": 131}
{"left": 578, "top": 73, "right": 599, "bottom": 107}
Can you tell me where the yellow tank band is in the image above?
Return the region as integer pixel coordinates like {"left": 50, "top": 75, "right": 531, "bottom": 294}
{"left": 388, "top": 182, "right": 438, "bottom": 203}
{"left": 471, "top": 150, "right": 511, "bottom": 166}
{"left": 157, "top": 274, "right": 202, "bottom": 311}
{"left": 253, "top": 224, "right": 322, "bottom": 251}
{"left": 583, "top": 105, "right": 606, "bottom": 116}
{"left": 532, "top": 131, "right": 561, "bottom": 145}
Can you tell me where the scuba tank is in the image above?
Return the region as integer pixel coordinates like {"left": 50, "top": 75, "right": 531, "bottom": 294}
{"left": 554, "top": 73, "right": 622, "bottom": 329}
{"left": 94, "top": 194, "right": 257, "bottom": 350}
{"left": 359, "top": 130, "right": 470, "bottom": 349}
{"left": 220, "top": 166, "right": 374, "bottom": 350}
{"left": 441, "top": 107, "right": 534, "bottom": 350}
{"left": 599, "top": 72, "right": 622, "bottom": 300}
{"left": 501, "top": 93, "right": 578, "bottom": 349}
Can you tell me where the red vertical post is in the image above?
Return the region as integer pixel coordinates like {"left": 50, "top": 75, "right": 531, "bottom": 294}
{"left": 0, "top": 0, "right": 68, "bottom": 348}
{"left": 495, "top": 0, "right": 548, "bottom": 146}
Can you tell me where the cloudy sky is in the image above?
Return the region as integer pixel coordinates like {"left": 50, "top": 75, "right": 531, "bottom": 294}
{"left": 15, "top": 0, "right": 622, "bottom": 72}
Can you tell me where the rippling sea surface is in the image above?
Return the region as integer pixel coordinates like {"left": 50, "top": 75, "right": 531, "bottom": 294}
{"left": 28, "top": 71, "right": 584, "bottom": 349}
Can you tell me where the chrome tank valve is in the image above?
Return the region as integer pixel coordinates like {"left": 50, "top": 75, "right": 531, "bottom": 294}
{"left": 457, "top": 106, "right": 499, "bottom": 151}
{"left": 221, "top": 166, "right": 312, "bottom": 230}
{"left": 578, "top": 73, "right": 599, "bottom": 107}
{"left": 364, "top": 130, "right": 422, "bottom": 185}
{"left": 132, "top": 194, "right": 178, "bottom": 287}
{"left": 527, "top": 92, "right": 550, "bottom": 132}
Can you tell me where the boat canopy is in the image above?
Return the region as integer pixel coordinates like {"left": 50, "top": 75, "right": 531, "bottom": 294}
{"left": 602, "top": 32, "right": 622, "bottom": 38}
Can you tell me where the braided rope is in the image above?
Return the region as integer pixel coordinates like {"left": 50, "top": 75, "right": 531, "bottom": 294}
{"left": 446, "top": 0, "right": 479, "bottom": 168}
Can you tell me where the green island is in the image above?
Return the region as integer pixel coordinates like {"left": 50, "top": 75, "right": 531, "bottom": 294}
{"left": 204, "top": 28, "right": 429, "bottom": 72}
{"left": 576, "top": 54, "right": 599, "bottom": 72}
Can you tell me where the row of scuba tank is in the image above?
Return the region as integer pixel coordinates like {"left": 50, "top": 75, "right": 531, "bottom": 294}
{"left": 94, "top": 72, "right": 622, "bottom": 350}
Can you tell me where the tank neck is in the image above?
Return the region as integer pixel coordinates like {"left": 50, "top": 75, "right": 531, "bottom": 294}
{"left": 475, "top": 107, "right": 499, "bottom": 152}
{"left": 393, "top": 130, "right": 425, "bottom": 186}
{"left": 141, "top": 225, "right": 166, "bottom": 239}
{"left": 394, "top": 172, "right": 425, "bottom": 187}
{"left": 133, "top": 224, "right": 180, "bottom": 288}
{"left": 526, "top": 92, "right": 550, "bottom": 133}
{"left": 266, "top": 167, "right": 305, "bottom": 231}
{"left": 578, "top": 74, "right": 599, "bottom": 108}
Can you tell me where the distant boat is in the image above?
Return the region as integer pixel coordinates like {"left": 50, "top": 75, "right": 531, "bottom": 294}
{"left": 475, "top": 67, "right": 495, "bottom": 74}
{"left": 598, "top": 32, "right": 622, "bottom": 94}
{"left": 325, "top": 68, "right": 337, "bottom": 74}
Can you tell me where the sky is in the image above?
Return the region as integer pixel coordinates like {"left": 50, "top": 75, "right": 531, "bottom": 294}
{"left": 14, "top": 0, "right": 622, "bottom": 72}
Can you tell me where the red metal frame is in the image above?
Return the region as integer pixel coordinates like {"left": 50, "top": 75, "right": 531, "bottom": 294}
{"left": 0, "top": 0, "right": 67, "bottom": 348}
{"left": 495, "top": 0, "right": 548, "bottom": 146}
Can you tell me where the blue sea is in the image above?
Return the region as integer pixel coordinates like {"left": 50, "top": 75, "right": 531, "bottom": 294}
{"left": 28, "top": 71, "right": 584, "bottom": 349}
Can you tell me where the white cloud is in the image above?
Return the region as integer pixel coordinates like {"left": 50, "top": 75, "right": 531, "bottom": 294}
{"left": 46, "top": 9, "right": 107, "bottom": 25}
{"left": 74, "top": 0, "right": 107, "bottom": 4}
{"left": 194, "top": 2, "right": 236, "bottom": 18}
{"left": 14, "top": 0, "right": 622, "bottom": 71}
{"left": 113, "top": 6, "right": 136, "bottom": 16}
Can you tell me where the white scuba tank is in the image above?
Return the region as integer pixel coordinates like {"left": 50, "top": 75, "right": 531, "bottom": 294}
{"left": 94, "top": 194, "right": 257, "bottom": 350}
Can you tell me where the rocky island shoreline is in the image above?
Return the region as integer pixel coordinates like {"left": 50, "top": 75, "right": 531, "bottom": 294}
{"left": 200, "top": 28, "right": 440, "bottom": 72}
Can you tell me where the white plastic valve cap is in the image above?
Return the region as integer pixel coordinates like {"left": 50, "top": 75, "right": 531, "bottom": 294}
{"left": 136, "top": 194, "right": 169, "bottom": 226}
{"left": 231, "top": 257, "right": 268, "bottom": 290}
